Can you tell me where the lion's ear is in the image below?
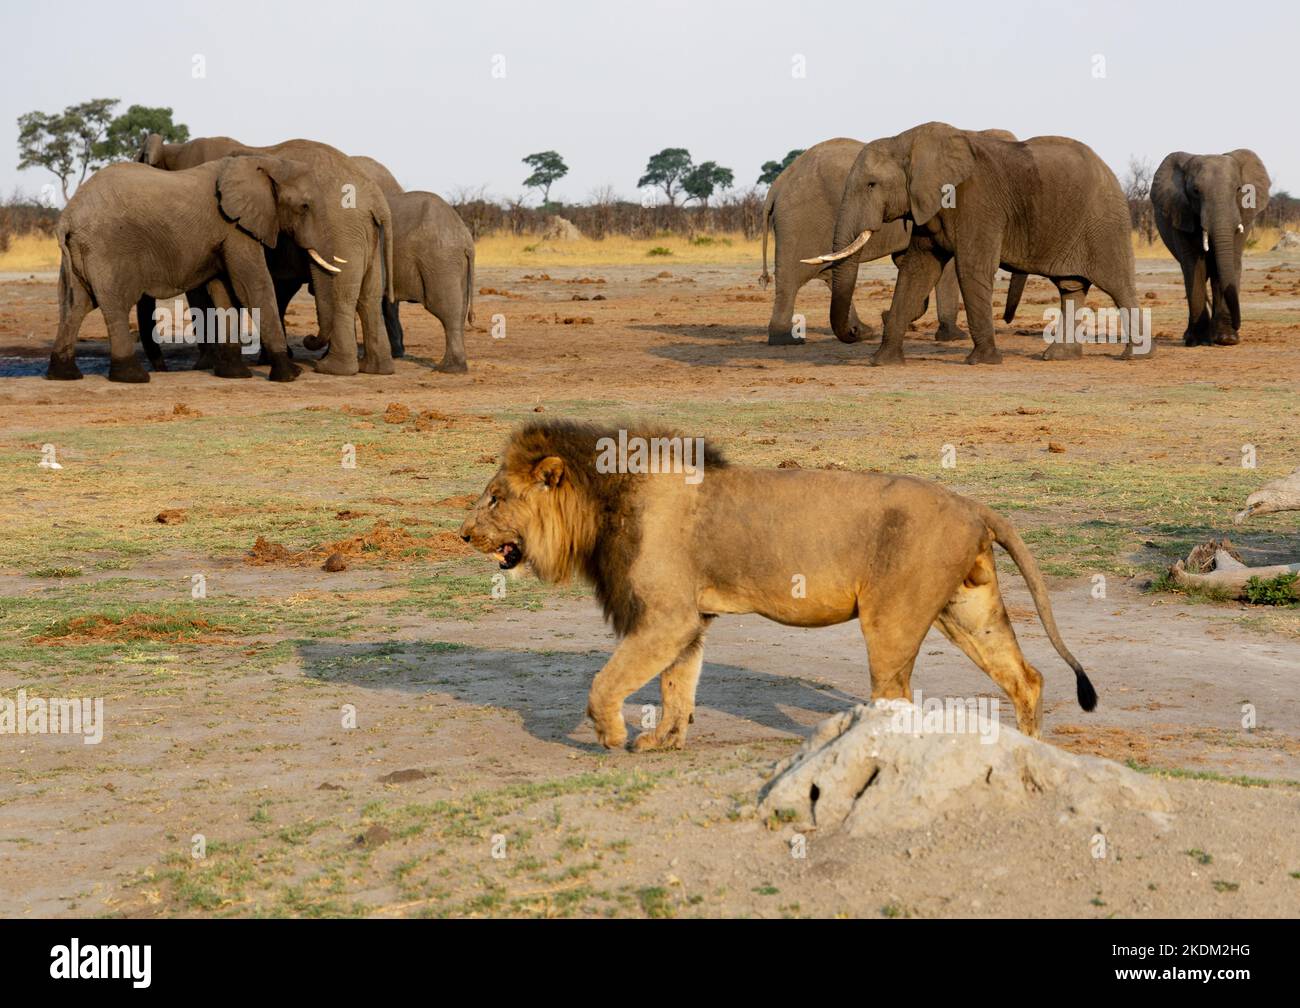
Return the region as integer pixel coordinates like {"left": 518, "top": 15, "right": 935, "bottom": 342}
{"left": 533, "top": 456, "right": 565, "bottom": 489}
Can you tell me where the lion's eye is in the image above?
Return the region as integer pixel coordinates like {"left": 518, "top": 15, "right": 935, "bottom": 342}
{"left": 489, "top": 495, "right": 498, "bottom": 507}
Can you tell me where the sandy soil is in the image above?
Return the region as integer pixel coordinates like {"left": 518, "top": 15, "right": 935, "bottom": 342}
{"left": 1, "top": 256, "right": 1298, "bottom": 918}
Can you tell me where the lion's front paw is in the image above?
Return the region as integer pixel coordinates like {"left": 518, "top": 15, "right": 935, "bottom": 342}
{"left": 586, "top": 700, "right": 627, "bottom": 750}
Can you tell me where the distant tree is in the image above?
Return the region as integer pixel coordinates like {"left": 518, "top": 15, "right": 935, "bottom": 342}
{"left": 18, "top": 98, "right": 116, "bottom": 202}
{"left": 522, "top": 150, "right": 568, "bottom": 206}
{"left": 638, "top": 148, "right": 693, "bottom": 206}
{"left": 1123, "top": 155, "right": 1155, "bottom": 244}
{"left": 758, "top": 149, "right": 804, "bottom": 186}
{"left": 17, "top": 99, "right": 189, "bottom": 202}
{"left": 98, "top": 105, "right": 190, "bottom": 162}
{"left": 681, "top": 161, "right": 734, "bottom": 207}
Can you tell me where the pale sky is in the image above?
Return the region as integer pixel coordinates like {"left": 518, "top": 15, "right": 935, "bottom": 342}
{"left": 3, "top": 0, "right": 1296, "bottom": 205}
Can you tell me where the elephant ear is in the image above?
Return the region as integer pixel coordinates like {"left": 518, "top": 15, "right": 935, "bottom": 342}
{"left": 1227, "top": 149, "right": 1270, "bottom": 219}
{"left": 1152, "top": 153, "right": 1196, "bottom": 232}
{"left": 216, "top": 157, "right": 284, "bottom": 248}
{"left": 138, "top": 133, "right": 165, "bottom": 166}
{"left": 905, "top": 125, "right": 975, "bottom": 227}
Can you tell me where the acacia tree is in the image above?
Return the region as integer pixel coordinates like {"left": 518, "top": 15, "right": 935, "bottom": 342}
{"left": 522, "top": 150, "right": 568, "bottom": 206}
{"left": 681, "top": 161, "right": 734, "bottom": 207}
{"left": 758, "top": 149, "right": 804, "bottom": 186}
{"left": 17, "top": 99, "right": 188, "bottom": 202}
{"left": 637, "top": 148, "right": 693, "bottom": 206}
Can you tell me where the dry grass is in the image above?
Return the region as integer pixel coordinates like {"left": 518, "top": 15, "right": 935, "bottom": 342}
{"left": 0, "top": 234, "right": 60, "bottom": 272}
{"left": 474, "top": 231, "right": 763, "bottom": 268}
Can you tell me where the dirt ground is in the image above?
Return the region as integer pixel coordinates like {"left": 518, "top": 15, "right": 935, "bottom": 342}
{"left": 1, "top": 253, "right": 1298, "bottom": 918}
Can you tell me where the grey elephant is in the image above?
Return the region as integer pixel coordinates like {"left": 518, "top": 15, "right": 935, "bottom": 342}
{"left": 329, "top": 158, "right": 475, "bottom": 373}
{"left": 48, "top": 156, "right": 334, "bottom": 382}
{"left": 137, "top": 134, "right": 395, "bottom": 377}
{"left": 810, "top": 122, "right": 1143, "bottom": 365}
{"left": 761, "top": 134, "right": 1027, "bottom": 346}
{"left": 1151, "top": 149, "right": 1270, "bottom": 346}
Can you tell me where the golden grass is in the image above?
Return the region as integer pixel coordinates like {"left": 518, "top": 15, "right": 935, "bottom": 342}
{"left": 3, "top": 228, "right": 1291, "bottom": 273}
{"left": 473, "top": 231, "right": 763, "bottom": 268}
{"left": 0, "top": 233, "right": 60, "bottom": 272}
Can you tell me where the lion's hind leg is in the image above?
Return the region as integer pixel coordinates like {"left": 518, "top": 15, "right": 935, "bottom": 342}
{"left": 632, "top": 636, "right": 705, "bottom": 752}
{"left": 933, "top": 546, "right": 1044, "bottom": 737}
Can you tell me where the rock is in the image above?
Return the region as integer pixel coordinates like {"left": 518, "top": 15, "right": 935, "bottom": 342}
{"left": 542, "top": 216, "right": 583, "bottom": 241}
{"left": 322, "top": 551, "right": 348, "bottom": 572}
{"left": 1271, "top": 231, "right": 1300, "bottom": 251}
{"left": 758, "top": 700, "right": 1172, "bottom": 835}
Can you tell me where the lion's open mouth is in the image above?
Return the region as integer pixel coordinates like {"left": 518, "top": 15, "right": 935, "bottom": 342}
{"left": 494, "top": 541, "right": 522, "bottom": 570}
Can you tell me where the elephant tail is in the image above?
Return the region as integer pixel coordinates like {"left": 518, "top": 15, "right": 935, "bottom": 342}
{"left": 56, "top": 222, "right": 92, "bottom": 305}
{"left": 759, "top": 184, "right": 776, "bottom": 288}
{"left": 464, "top": 244, "right": 475, "bottom": 326}
{"left": 979, "top": 503, "right": 1097, "bottom": 712}
{"left": 1003, "top": 271, "right": 1027, "bottom": 324}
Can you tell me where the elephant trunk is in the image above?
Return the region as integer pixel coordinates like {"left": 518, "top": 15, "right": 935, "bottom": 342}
{"left": 829, "top": 200, "right": 865, "bottom": 342}
{"left": 1210, "top": 221, "right": 1241, "bottom": 330}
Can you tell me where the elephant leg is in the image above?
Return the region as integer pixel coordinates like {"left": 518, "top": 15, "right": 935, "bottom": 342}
{"left": 136, "top": 295, "right": 166, "bottom": 371}
{"left": 383, "top": 297, "right": 406, "bottom": 359}
{"left": 933, "top": 259, "right": 967, "bottom": 342}
{"left": 189, "top": 287, "right": 219, "bottom": 370}
{"left": 1182, "top": 255, "right": 1212, "bottom": 346}
{"left": 430, "top": 289, "right": 469, "bottom": 374}
{"left": 358, "top": 266, "right": 395, "bottom": 376}
{"left": 872, "top": 247, "right": 944, "bottom": 366}
{"left": 104, "top": 300, "right": 149, "bottom": 383}
{"left": 1097, "top": 272, "right": 1149, "bottom": 360}
{"left": 225, "top": 247, "right": 299, "bottom": 382}
{"left": 953, "top": 252, "right": 1002, "bottom": 365}
{"left": 204, "top": 279, "right": 254, "bottom": 380}
{"left": 310, "top": 277, "right": 360, "bottom": 376}
{"left": 1209, "top": 275, "right": 1238, "bottom": 346}
{"left": 47, "top": 264, "right": 92, "bottom": 380}
{"left": 1041, "top": 278, "right": 1088, "bottom": 361}
{"left": 767, "top": 258, "right": 814, "bottom": 344}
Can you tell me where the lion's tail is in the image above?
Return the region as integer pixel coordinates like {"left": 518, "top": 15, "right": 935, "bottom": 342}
{"left": 980, "top": 504, "right": 1096, "bottom": 712}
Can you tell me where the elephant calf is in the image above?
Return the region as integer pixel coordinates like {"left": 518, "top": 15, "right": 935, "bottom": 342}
{"left": 49, "top": 157, "right": 339, "bottom": 383}
{"left": 1151, "top": 150, "right": 1270, "bottom": 346}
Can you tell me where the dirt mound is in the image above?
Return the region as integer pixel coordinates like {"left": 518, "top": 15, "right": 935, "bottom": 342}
{"left": 542, "top": 216, "right": 583, "bottom": 241}
{"left": 35, "top": 613, "right": 228, "bottom": 644}
{"left": 246, "top": 521, "right": 473, "bottom": 567}
{"left": 758, "top": 700, "right": 1172, "bottom": 835}
{"left": 1272, "top": 231, "right": 1300, "bottom": 251}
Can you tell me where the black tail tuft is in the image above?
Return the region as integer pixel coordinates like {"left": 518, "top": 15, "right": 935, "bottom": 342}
{"left": 1075, "top": 669, "right": 1097, "bottom": 712}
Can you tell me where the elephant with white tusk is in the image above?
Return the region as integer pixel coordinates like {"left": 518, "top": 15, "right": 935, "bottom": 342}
{"left": 136, "top": 134, "right": 397, "bottom": 377}
{"left": 814, "top": 122, "right": 1143, "bottom": 366}
{"left": 762, "top": 135, "right": 1026, "bottom": 346}
{"left": 1151, "top": 149, "right": 1270, "bottom": 347}
{"left": 48, "top": 157, "right": 333, "bottom": 383}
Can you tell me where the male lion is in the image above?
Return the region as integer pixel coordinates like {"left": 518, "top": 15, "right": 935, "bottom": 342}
{"left": 460, "top": 419, "right": 1096, "bottom": 752}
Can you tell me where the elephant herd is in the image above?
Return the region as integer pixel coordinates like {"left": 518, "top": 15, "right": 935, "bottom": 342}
{"left": 46, "top": 122, "right": 1270, "bottom": 382}
{"left": 49, "top": 134, "right": 473, "bottom": 383}
{"left": 762, "top": 121, "right": 1271, "bottom": 363}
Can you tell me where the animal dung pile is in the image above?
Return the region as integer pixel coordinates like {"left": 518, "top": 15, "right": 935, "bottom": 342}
{"left": 758, "top": 700, "right": 1172, "bottom": 836}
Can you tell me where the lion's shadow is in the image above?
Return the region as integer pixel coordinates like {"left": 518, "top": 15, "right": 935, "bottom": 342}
{"left": 298, "top": 640, "right": 860, "bottom": 750}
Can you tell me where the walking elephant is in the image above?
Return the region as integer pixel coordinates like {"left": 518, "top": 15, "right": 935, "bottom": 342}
{"left": 809, "top": 122, "right": 1144, "bottom": 365}
{"left": 137, "top": 133, "right": 396, "bottom": 377}
{"left": 336, "top": 159, "right": 475, "bottom": 373}
{"left": 761, "top": 134, "right": 1026, "bottom": 346}
{"left": 48, "top": 157, "right": 336, "bottom": 382}
{"left": 1151, "top": 149, "right": 1269, "bottom": 346}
